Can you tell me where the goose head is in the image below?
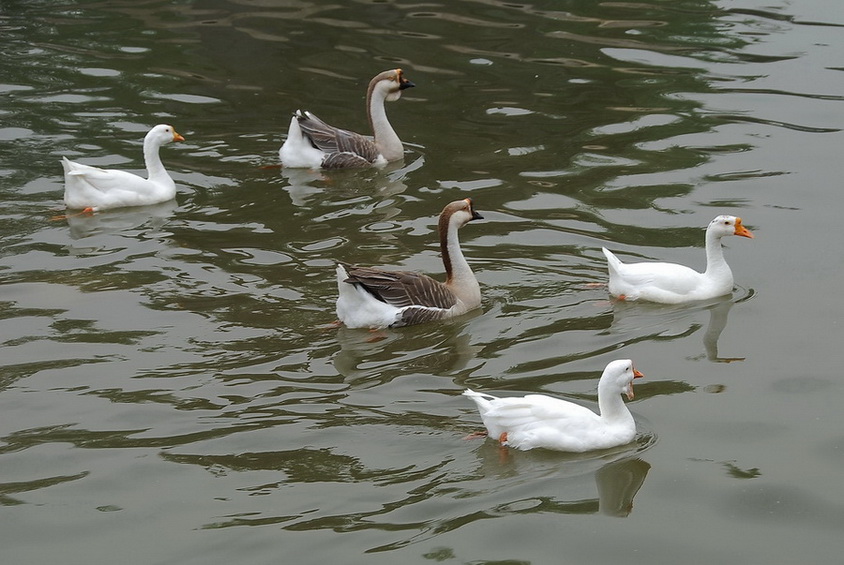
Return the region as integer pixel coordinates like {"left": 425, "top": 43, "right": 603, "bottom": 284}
{"left": 708, "top": 215, "right": 754, "bottom": 239}
{"left": 371, "top": 68, "right": 415, "bottom": 103}
{"left": 146, "top": 124, "right": 185, "bottom": 146}
{"left": 439, "top": 198, "right": 484, "bottom": 232}
{"left": 602, "top": 359, "right": 645, "bottom": 401}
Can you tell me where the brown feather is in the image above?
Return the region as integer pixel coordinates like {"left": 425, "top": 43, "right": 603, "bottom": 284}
{"left": 295, "top": 112, "right": 380, "bottom": 167}
{"left": 340, "top": 263, "right": 458, "bottom": 310}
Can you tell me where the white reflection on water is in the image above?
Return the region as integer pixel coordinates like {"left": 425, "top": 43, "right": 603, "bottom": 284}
{"left": 65, "top": 199, "right": 178, "bottom": 241}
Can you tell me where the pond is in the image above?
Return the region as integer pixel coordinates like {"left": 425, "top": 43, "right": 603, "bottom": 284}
{"left": 2, "top": 1, "right": 844, "bottom": 564}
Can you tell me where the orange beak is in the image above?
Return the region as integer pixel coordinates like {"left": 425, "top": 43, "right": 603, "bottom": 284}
{"left": 173, "top": 129, "right": 185, "bottom": 142}
{"left": 626, "top": 369, "right": 643, "bottom": 400}
{"left": 734, "top": 218, "right": 754, "bottom": 238}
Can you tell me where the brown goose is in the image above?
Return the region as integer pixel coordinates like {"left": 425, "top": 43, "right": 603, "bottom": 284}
{"left": 279, "top": 68, "right": 415, "bottom": 169}
{"left": 335, "top": 199, "right": 483, "bottom": 328}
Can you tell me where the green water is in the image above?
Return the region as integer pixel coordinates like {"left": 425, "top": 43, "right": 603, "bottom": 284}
{"left": 2, "top": 1, "right": 844, "bottom": 564}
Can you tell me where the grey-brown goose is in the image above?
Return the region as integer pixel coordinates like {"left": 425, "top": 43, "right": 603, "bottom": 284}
{"left": 279, "top": 68, "right": 415, "bottom": 169}
{"left": 335, "top": 199, "right": 483, "bottom": 328}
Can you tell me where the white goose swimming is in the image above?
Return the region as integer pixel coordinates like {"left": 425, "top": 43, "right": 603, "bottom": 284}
{"left": 279, "top": 68, "right": 415, "bottom": 169}
{"left": 463, "top": 359, "right": 644, "bottom": 452}
{"left": 61, "top": 124, "right": 185, "bottom": 212}
{"left": 602, "top": 215, "right": 754, "bottom": 304}
{"left": 336, "top": 198, "right": 483, "bottom": 329}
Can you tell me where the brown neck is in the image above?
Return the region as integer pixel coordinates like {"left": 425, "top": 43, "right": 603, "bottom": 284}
{"left": 439, "top": 211, "right": 453, "bottom": 281}
{"left": 365, "top": 77, "right": 376, "bottom": 135}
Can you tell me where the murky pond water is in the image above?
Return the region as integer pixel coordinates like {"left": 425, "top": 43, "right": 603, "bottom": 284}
{"left": 2, "top": 1, "right": 844, "bottom": 564}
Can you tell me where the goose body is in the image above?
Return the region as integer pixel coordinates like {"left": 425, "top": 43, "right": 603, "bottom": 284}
{"left": 279, "top": 69, "right": 415, "bottom": 169}
{"left": 463, "top": 360, "right": 645, "bottom": 452}
{"left": 602, "top": 215, "right": 754, "bottom": 304}
{"left": 336, "top": 198, "right": 483, "bottom": 329}
{"left": 61, "top": 124, "right": 184, "bottom": 211}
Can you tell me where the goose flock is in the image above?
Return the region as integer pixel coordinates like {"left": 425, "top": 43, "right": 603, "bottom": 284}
{"left": 59, "top": 68, "right": 755, "bottom": 454}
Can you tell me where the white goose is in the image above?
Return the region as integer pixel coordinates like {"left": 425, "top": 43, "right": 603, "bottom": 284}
{"left": 61, "top": 124, "right": 184, "bottom": 211}
{"left": 336, "top": 198, "right": 483, "bottom": 329}
{"left": 279, "top": 68, "right": 415, "bottom": 169}
{"left": 463, "top": 359, "right": 645, "bottom": 452}
{"left": 602, "top": 215, "right": 754, "bottom": 304}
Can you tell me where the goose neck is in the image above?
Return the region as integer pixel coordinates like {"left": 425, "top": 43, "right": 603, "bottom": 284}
{"left": 439, "top": 216, "right": 468, "bottom": 279}
{"left": 367, "top": 84, "right": 402, "bottom": 161}
{"left": 703, "top": 228, "right": 729, "bottom": 276}
{"left": 597, "top": 381, "right": 632, "bottom": 423}
{"left": 143, "top": 137, "right": 167, "bottom": 181}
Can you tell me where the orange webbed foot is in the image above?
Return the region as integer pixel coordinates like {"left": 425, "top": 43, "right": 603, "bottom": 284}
{"left": 319, "top": 320, "right": 343, "bottom": 330}
{"left": 365, "top": 328, "right": 388, "bottom": 342}
{"left": 497, "top": 432, "right": 511, "bottom": 463}
{"left": 51, "top": 207, "right": 95, "bottom": 221}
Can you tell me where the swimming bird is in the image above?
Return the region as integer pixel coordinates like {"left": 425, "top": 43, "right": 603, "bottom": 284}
{"left": 279, "top": 68, "right": 415, "bottom": 169}
{"left": 336, "top": 198, "right": 483, "bottom": 329}
{"left": 463, "top": 359, "right": 644, "bottom": 452}
{"left": 602, "top": 215, "right": 754, "bottom": 304}
{"left": 61, "top": 124, "right": 184, "bottom": 212}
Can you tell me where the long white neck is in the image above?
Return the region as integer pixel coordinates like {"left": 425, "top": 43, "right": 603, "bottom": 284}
{"left": 703, "top": 228, "right": 731, "bottom": 280}
{"left": 143, "top": 136, "right": 170, "bottom": 183}
{"left": 368, "top": 87, "right": 403, "bottom": 161}
{"left": 442, "top": 218, "right": 480, "bottom": 305}
{"left": 597, "top": 382, "right": 633, "bottom": 425}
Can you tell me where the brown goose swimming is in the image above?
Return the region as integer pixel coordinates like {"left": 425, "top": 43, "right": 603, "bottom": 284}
{"left": 279, "top": 68, "right": 415, "bottom": 169}
{"left": 335, "top": 198, "right": 483, "bottom": 328}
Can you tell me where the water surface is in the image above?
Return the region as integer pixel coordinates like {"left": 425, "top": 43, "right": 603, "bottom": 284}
{"left": 2, "top": 1, "right": 844, "bottom": 564}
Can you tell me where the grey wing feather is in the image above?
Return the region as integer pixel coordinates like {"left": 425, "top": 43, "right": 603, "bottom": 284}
{"left": 396, "top": 305, "right": 450, "bottom": 327}
{"left": 340, "top": 263, "right": 458, "bottom": 310}
{"left": 322, "top": 152, "right": 373, "bottom": 168}
{"left": 296, "top": 112, "right": 380, "bottom": 166}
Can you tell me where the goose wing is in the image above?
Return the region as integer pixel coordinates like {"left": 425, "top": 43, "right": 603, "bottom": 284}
{"left": 618, "top": 262, "right": 703, "bottom": 294}
{"left": 485, "top": 394, "right": 599, "bottom": 431}
{"left": 603, "top": 247, "right": 702, "bottom": 295}
{"left": 340, "top": 264, "right": 458, "bottom": 309}
{"left": 322, "top": 152, "right": 374, "bottom": 168}
{"left": 62, "top": 158, "right": 151, "bottom": 195}
{"left": 296, "top": 112, "right": 380, "bottom": 164}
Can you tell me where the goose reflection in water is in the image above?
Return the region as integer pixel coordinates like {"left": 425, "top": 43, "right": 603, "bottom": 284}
{"left": 607, "top": 294, "right": 748, "bottom": 363}
{"left": 700, "top": 298, "right": 747, "bottom": 363}
{"left": 332, "top": 310, "right": 483, "bottom": 381}
{"left": 595, "top": 457, "right": 651, "bottom": 517}
{"left": 472, "top": 444, "right": 652, "bottom": 518}
{"left": 64, "top": 199, "right": 178, "bottom": 242}
{"left": 280, "top": 156, "right": 421, "bottom": 207}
